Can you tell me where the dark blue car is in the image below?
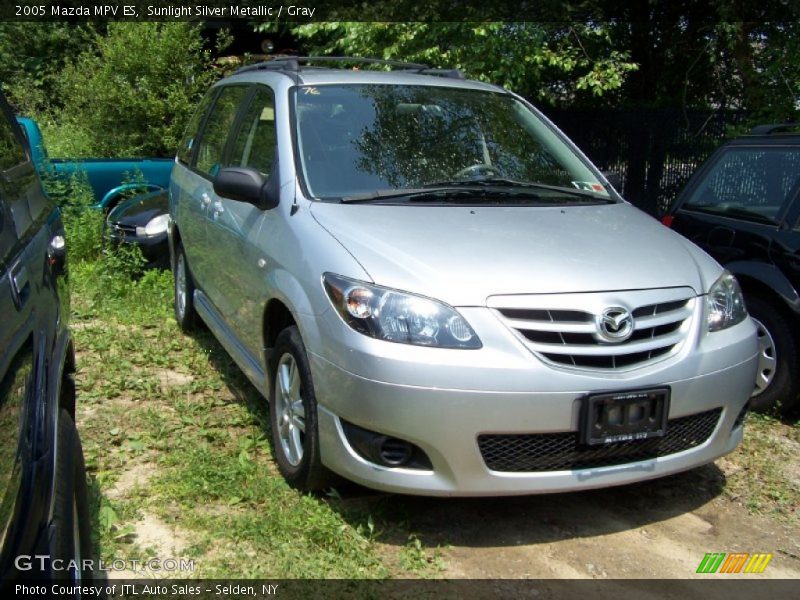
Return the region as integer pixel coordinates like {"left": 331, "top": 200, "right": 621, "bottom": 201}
{"left": 0, "top": 91, "right": 92, "bottom": 583}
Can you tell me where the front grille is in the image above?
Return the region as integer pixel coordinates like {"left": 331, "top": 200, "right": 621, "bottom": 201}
{"left": 478, "top": 408, "right": 722, "bottom": 472}
{"left": 109, "top": 223, "right": 137, "bottom": 238}
{"left": 493, "top": 290, "right": 695, "bottom": 371}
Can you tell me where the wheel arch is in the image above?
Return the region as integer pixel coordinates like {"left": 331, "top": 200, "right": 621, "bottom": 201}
{"left": 727, "top": 261, "right": 800, "bottom": 316}
{"left": 58, "top": 337, "right": 76, "bottom": 420}
{"left": 98, "top": 183, "right": 164, "bottom": 211}
{"left": 168, "top": 220, "right": 182, "bottom": 270}
{"left": 262, "top": 298, "right": 298, "bottom": 370}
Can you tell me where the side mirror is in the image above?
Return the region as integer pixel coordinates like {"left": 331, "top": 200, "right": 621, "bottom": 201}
{"left": 602, "top": 171, "right": 623, "bottom": 192}
{"left": 213, "top": 167, "right": 279, "bottom": 210}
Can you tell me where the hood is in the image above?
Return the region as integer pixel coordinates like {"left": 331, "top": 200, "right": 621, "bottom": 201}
{"left": 108, "top": 190, "right": 168, "bottom": 226}
{"left": 310, "top": 201, "right": 722, "bottom": 306}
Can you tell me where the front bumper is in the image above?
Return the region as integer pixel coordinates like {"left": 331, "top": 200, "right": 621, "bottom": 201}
{"left": 306, "top": 307, "right": 757, "bottom": 496}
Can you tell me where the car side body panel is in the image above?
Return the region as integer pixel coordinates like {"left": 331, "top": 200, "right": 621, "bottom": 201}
{"left": 0, "top": 97, "right": 77, "bottom": 579}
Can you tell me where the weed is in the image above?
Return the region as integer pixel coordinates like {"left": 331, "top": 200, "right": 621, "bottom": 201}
{"left": 399, "top": 534, "right": 447, "bottom": 576}
{"left": 721, "top": 413, "right": 800, "bottom": 522}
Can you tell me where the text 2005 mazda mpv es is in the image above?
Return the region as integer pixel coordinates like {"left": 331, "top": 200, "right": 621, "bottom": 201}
{"left": 169, "top": 57, "right": 758, "bottom": 496}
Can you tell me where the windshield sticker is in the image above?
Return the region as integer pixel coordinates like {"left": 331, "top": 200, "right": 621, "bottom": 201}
{"left": 302, "top": 87, "right": 320, "bottom": 95}
{"left": 572, "top": 181, "right": 605, "bottom": 192}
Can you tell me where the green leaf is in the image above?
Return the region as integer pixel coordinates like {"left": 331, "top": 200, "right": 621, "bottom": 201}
{"left": 99, "top": 502, "right": 118, "bottom": 532}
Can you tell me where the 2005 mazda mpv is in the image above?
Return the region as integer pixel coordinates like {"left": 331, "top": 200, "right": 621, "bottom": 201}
{"left": 169, "top": 57, "right": 758, "bottom": 495}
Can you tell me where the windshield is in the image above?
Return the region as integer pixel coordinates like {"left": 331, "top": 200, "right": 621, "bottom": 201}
{"left": 683, "top": 146, "right": 800, "bottom": 223}
{"left": 292, "top": 84, "right": 611, "bottom": 202}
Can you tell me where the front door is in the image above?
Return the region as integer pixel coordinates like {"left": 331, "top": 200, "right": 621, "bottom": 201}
{"left": 179, "top": 85, "right": 249, "bottom": 298}
{"left": 204, "top": 85, "right": 280, "bottom": 359}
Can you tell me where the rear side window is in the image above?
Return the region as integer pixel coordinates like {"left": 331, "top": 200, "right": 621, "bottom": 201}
{"left": 193, "top": 86, "right": 248, "bottom": 178}
{"left": 684, "top": 147, "right": 800, "bottom": 223}
{"left": 228, "top": 88, "right": 276, "bottom": 176}
{"left": 0, "top": 114, "right": 26, "bottom": 172}
{"left": 177, "top": 89, "right": 216, "bottom": 165}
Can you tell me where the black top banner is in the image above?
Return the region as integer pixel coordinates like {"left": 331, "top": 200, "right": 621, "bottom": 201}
{"left": 4, "top": 0, "right": 800, "bottom": 22}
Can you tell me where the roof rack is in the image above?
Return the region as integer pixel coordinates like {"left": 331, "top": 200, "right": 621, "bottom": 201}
{"left": 234, "top": 56, "right": 465, "bottom": 79}
{"left": 749, "top": 123, "right": 800, "bottom": 135}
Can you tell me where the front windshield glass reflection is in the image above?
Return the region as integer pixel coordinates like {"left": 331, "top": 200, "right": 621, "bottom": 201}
{"left": 293, "top": 84, "right": 609, "bottom": 200}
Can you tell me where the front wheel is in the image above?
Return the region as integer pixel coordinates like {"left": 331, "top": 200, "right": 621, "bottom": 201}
{"left": 50, "top": 409, "right": 93, "bottom": 582}
{"left": 269, "top": 326, "right": 334, "bottom": 491}
{"left": 747, "top": 295, "right": 799, "bottom": 413}
{"left": 173, "top": 243, "right": 197, "bottom": 332}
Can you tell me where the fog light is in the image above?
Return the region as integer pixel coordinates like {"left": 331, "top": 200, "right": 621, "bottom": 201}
{"left": 379, "top": 438, "right": 413, "bottom": 466}
{"left": 341, "top": 420, "right": 432, "bottom": 470}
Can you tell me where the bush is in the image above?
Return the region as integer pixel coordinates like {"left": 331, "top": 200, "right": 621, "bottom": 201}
{"left": 63, "top": 204, "right": 105, "bottom": 265}
{"left": 56, "top": 22, "right": 219, "bottom": 158}
{"left": 0, "top": 23, "right": 96, "bottom": 116}
{"left": 40, "top": 166, "right": 145, "bottom": 273}
{"left": 38, "top": 168, "right": 102, "bottom": 263}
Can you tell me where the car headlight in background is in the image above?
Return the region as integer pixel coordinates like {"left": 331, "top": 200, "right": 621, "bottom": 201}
{"left": 323, "top": 273, "right": 481, "bottom": 349}
{"left": 706, "top": 271, "right": 747, "bottom": 332}
{"left": 136, "top": 214, "right": 169, "bottom": 237}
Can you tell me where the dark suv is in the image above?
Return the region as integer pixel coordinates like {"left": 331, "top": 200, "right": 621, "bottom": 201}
{"left": 665, "top": 124, "right": 800, "bottom": 413}
{"left": 0, "top": 90, "right": 91, "bottom": 583}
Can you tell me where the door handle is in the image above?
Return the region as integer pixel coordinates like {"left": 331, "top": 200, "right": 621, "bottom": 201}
{"left": 212, "top": 200, "right": 224, "bottom": 221}
{"left": 9, "top": 262, "right": 30, "bottom": 309}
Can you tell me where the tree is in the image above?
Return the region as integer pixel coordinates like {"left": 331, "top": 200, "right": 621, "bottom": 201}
{"left": 54, "top": 23, "right": 220, "bottom": 157}
{"left": 0, "top": 23, "right": 97, "bottom": 115}
{"left": 257, "top": 22, "right": 638, "bottom": 106}
{"left": 256, "top": 16, "right": 799, "bottom": 122}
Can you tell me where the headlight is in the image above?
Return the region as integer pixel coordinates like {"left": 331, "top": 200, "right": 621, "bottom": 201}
{"left": 323, "top": 273, "right": 481, "bottom": 349}
{"left": 136, "top": 214, "right": 169, "bottom": 237}
{"left": 706, "top": 271, "right": 747, "bottom": 332}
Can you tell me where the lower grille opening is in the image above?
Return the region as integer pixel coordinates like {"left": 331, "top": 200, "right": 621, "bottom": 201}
{"left": 542, "top": 345, "right": 674, "bottom": 369}
{"left": 478, "top": 408, "right": 722, "bottom": 472}
{"left": 342, "top": 420, "right": 432, "bottom": 470}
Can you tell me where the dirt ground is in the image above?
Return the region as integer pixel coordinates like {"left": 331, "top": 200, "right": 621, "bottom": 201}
{"left": 348, "top": 463, "right": 800, "bottom": 580}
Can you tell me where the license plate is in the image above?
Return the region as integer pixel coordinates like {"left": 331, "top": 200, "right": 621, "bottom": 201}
{"left": 580, "top": 388, "right": 670, "bottom": 446}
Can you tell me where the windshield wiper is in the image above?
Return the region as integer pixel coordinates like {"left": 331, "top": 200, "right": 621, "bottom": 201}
{"left": 340, "top": 186, "right": 530, "bottom": 204}
{"left": 423, "top": 177, "right": 615, "bottom": 202}
{"left": 340, "top": 179, "right": 614, "bottom": 205}
{"left": 686, "top": 204, "right": 776, "bottom": 225}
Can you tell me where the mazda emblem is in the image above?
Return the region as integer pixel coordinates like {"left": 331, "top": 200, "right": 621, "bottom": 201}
{"left": 595, "top": 307, "right": 634, "bottom": 343}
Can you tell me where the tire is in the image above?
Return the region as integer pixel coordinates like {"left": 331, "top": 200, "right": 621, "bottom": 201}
{"left": 50, "top": 409, "right": 93, "bottom": 582}
{"left": 269, "top": 326, "right": 334, "bottom": 491}
{"left": 173, "top": 243, "right": 197, "bottom": 332}
{"left": 747, "top": 295, "right": 800, "bottom": 413}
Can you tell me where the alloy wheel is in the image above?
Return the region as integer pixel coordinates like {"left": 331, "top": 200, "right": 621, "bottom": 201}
{"left": 274, "top": 352, "right": 306, "bottom": 466}
{"left": 175, "top": 254, "right": 187, "bottom": 320}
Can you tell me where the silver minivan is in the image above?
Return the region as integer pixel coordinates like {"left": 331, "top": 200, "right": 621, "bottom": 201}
{"left": 169, "top": 58, "right": 758, "bottom": 496}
